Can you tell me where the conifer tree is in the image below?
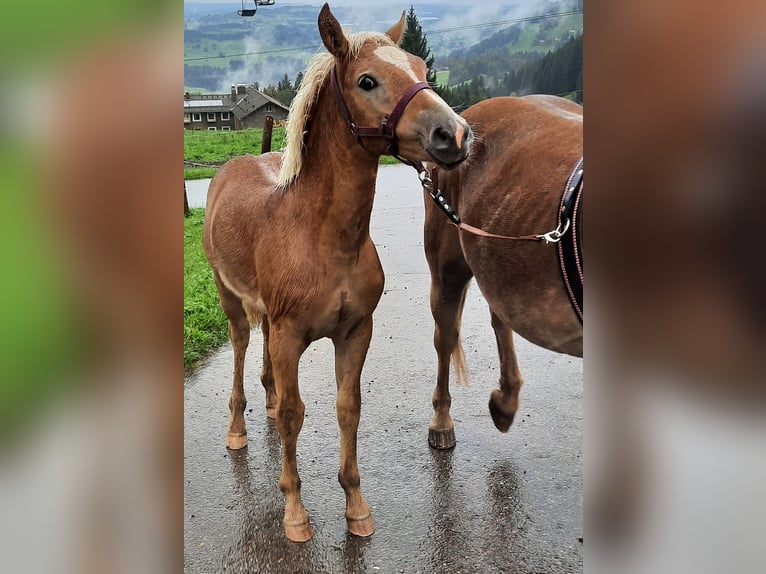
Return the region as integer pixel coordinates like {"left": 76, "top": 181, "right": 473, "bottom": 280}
{"left": 400, "top": 5, "right": 436, "bottom": 84}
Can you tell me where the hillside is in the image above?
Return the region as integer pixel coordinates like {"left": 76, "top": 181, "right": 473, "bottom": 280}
{"left": 501, "top": 33, "right": 583, "bottom": 102}
{"left": 183, "top": 0, "right": 582, "bottom": 93}
{"left": 439, "top": 0, "right": 582, "bottom": 88}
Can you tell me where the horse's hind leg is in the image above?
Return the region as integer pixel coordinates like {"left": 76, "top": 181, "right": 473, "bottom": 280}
{"left": 260, "top": 316, "right": 278, "bottom": 419}
{"left": 488, "top": 311, "right": 523, "bottom": 432}
{"left": 428, "top": 266, "right": 472, "bottom": 450}
{"left": 212, "top": 271, "right": 250, "bottom": 450}
{"left": 333, "top": 317, "right": 375, "bottom": 537}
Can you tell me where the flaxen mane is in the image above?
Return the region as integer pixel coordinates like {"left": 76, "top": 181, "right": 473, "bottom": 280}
{"left": 277, "top": 31, "right": 392, "bottom": 188}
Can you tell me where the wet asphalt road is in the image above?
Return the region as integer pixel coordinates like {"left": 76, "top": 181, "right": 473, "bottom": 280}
{"left": 184, "top": 165, "right": 583, "bottom": 573}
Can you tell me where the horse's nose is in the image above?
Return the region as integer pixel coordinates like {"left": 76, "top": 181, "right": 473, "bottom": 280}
{"left": 429, "top": 126, "right": 454, "bottom": 151}
{"left": 427, "top": 117, "right": 472, "bottom": 168}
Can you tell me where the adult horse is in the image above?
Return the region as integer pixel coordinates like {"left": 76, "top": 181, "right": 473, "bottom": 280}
{"left": 202, "top": 4, "right": 472, "bottom": 542}
{"left": 423, "top": 95, "right": 582, "bottom": 450}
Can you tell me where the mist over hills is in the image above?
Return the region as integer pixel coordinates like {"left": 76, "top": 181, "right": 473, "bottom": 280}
{"left": 183, "top": 0, "right": 582, "bottom": 94}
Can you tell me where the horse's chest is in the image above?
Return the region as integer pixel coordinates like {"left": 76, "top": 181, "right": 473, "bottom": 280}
{"left": 314, "top": 262, "right": 384, "bottom": 335}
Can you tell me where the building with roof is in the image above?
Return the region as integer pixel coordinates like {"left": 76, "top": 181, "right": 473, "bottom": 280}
{"left": 183, "top": 84, "right": 290, "bottom": 131}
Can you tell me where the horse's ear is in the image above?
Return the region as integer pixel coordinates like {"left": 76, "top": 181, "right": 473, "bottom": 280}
{"left": 386, "top": 11, "right": 406, "bottom": 45}
{"left": 318, "top": 3, "right": 349, "bottom": 59}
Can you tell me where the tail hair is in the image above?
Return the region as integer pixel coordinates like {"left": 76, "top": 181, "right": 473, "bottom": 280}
{"left": 452, "top": 336, "right": 469, "bottom": 386}
{"left": 452, "top": 285, "right": 469, "bottom": 385}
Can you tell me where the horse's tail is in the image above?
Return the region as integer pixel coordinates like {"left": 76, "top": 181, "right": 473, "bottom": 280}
{"left": 452, "top": 337, "right": 468, "bottom": 386}
{"left": 452, "top": 285, "right": 469, "bottom": 386}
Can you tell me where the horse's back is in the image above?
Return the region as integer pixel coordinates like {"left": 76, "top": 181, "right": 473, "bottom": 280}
{"left": 203, "top": 152, "right": 282, "bottom": 266}
{"left": 457, "top": 96, "right": 583, "bottom": 354}
{"left": 206, "top": 152, "right": 282, "bottom": 213}
{"left": 462, "top": 96, "right": 581, "bottom": 161}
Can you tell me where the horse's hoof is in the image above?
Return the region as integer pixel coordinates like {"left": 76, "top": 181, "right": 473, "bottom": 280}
{"left": 428, "top": 428, "right": 456, "bottom": 450}
{"left": 226, "top": 433, "right": 248, "bottom": 450}
{"left": 347, "top": 515, "right": 375, "bottom": 537}
{"left": 488, "top": 395, "right": 515, "bottom": 433}
{"left": 284, "top": 521, "right": 313, "bottom": 542}
{"left": 266, "top": 407, "right": 277, "bottom": 419}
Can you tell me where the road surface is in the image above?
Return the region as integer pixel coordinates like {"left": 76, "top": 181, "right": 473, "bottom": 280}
{"left": 184, "top": 164, "right": 583, "bottom": 573}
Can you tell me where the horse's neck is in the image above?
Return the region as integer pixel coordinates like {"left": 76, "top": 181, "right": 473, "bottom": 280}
{"left": 293, "top": 86, "right": 381, "bottom": 247}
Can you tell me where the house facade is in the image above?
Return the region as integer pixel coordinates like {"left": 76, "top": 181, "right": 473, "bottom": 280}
{"left": 183, "top": 84, "right": 289, "bottom": 131}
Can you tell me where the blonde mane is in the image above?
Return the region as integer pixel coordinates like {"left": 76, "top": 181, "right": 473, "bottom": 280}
{"left": 277, "top": 30, "right": 392, "bottom": 188}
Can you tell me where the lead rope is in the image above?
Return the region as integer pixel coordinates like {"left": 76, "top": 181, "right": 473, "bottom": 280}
{"left": 412, "top": 163, "right": 571, "bottom": 244}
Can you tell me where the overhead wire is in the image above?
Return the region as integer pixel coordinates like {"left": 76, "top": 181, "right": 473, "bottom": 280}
{"left": 184, "top": 8, "right": 582, "bottom": 63}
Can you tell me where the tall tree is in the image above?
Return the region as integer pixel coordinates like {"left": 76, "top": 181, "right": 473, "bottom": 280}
{"left": 400, "top": 5, "right": 436, "bottom": 84}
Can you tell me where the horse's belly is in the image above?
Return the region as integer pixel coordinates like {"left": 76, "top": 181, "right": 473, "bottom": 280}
{"left": 218, "top": 269, "right": 266, "bottom": 318}
{"left": 476, "top": 273, "right": 583, "bottom": 357}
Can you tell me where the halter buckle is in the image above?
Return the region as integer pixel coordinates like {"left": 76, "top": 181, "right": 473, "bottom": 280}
{"left": 418, "top": 170, "right": 433, "bottom": 193}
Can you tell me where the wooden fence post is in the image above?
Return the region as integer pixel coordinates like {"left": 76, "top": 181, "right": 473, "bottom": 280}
{"left": 262, "top": 115, "right": 274, "bottom": 154}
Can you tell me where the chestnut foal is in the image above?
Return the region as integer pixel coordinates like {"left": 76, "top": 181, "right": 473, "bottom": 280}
{"left": 203, "top": 4, "right": 472, "bottom": 541}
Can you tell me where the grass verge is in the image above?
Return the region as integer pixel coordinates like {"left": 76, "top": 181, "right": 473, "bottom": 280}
{"left": 184, "top": 127, "right": 403, "bottom": 180}
{"left": 184, "top": 208, "right": 228, "bottom": 372}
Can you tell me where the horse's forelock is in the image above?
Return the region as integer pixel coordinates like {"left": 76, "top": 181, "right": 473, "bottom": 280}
{"left": 276, "top": 31, "right": 393, "bottom": 188}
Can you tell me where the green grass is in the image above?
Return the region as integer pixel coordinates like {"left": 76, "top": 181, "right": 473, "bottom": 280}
{"left": 184, "top": 208, "right": 229, "bottom": 372}
{"left": 184, "top": 127, "right": 287, "bottom": 179}
{"left": 509, "top": 14, "right": 583, "bottom": 54}
{"left": 184, "top": 127, "right": 401, "bottom": 180}
{"left": 435, "top": 70, "right": 450, "bottom": 88}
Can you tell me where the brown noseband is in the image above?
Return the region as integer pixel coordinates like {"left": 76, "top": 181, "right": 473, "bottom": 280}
{"left": 330, "top": 67, "right": 431, "bottom": 160}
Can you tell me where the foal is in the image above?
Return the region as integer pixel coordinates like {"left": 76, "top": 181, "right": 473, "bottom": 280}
{"left": 203, "top": 4, "right": 472, "bottom": 542}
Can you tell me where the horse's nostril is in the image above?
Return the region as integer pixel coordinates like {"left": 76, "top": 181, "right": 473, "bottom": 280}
{"left": 430, "top": 126, "right": 454, "bottom": 150}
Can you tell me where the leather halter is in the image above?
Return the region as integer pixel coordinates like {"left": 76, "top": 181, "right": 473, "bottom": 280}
{"left": 330, "top": 67, "right": 431, "bottom": 159}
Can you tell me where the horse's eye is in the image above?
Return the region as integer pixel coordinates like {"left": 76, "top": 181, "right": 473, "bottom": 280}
{"left": 358, "top": 75, "right": 377, "bottom": 91}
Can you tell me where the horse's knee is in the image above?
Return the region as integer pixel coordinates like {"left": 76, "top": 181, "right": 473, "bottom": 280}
{"left": 276, "top": 398, "right": 305, "bottom": 435}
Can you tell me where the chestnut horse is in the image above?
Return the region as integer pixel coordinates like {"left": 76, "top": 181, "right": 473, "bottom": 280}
{"left": 202, "top": 4, "right": 472, "bottom": 542}
{"left": 424, "top": 95, "right": 582, "bottom": 449}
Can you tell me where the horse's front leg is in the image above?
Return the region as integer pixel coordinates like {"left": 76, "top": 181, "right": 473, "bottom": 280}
{"left": 269, "top": 322, "right": 311, "bottom": 542}
{"left": 332, "top": 317, "right": 375, "bottom": 537}
{"left": 488, "top": 311, "right": 523, "bottom": 432}
{"left": 212, "top": 271, "right": 251, "bottom": 450}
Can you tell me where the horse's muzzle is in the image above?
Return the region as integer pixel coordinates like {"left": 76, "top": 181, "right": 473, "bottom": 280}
{"left": 427, "top": 118, "right": 473, "bottom": 170}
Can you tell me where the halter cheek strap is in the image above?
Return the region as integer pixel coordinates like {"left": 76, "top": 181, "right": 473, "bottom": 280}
{"left": 330, "top": 67, "right": 431, "bottom": 157}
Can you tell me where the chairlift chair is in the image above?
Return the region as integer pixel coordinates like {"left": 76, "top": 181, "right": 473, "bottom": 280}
{"left": 238, "top": 0, "right": 275, "bottom": 17}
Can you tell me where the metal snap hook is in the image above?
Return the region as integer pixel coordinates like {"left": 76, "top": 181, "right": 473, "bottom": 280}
{"left": 538, "top": 218, "right": 570, "bottom": 244}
